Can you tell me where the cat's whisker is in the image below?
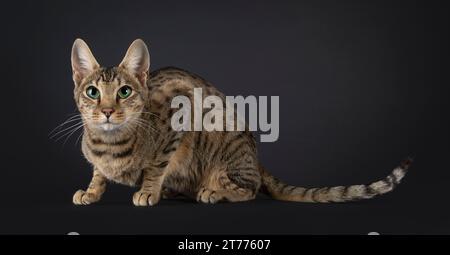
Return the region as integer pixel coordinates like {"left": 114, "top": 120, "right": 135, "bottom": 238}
{"left": 49, "top": 115, "right": 82, "bottom": 136}
{"left": 136, "top": 115, "right": 159, "bottom": 129}
{"left": 62, "top": 123, "right": 86, "bottom": 146}
{"left": 131, "top": 120, "right": 152, "bottom": 135}
{"left": 133, "top": 119, "right": 160, "bottom": 136}
{"left": 129, "top": 111, "right": 162, "bottom": 121}
{"left": 126, "top": 112, "right": 162, "bottom": 135}
{"left": 53, "top": 123, "right": 84, "bottom": 142}
{"left": 54, "top": 125, "right": 85, "bottom": 144}
{"left": 128, "top": 118, "right": 157, "bottom": 142}
{"left": 75, "top": 130, "right": 84, "bottom": 145}
{"left": 50, "top": 121, "right": 84, "bottom": 139}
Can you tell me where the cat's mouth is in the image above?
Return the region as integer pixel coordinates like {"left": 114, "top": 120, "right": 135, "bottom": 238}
{"left": 92, "top": 117, "right": 130, "bottom": 133}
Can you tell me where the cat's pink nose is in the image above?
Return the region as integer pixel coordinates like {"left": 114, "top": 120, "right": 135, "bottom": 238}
{"left": 101, "top": 108, "right": 115, "bottom": 118}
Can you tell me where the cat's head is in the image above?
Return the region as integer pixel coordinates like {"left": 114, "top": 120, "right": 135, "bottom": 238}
{"left": 71, "top": 39, "right": 150, "bottom": 134}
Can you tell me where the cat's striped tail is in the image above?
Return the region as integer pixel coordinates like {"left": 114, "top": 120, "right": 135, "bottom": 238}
{"left": 259, "top": 158, "right": 412, "bottom": 203}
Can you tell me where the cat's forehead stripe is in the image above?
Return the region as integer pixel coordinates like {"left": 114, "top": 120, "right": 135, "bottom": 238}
{"left": 99, "top": 67, "right": 118, "bottom": 83}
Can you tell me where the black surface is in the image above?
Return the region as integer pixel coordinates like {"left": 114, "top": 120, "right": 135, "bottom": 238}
{"left": 0, "top": 0, "right": 449, "bottom": 234}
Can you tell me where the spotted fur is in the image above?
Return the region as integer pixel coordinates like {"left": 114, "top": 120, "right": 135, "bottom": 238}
{"left": 70, "top": 39, "right": 411, "bottom": 206}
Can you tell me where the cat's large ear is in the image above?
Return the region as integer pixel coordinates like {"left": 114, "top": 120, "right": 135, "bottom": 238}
{"left": 119, "top": 39, "right": 150, "bottom": 85}
{"left": 71, "top": 38, "right": 100, "bottom": 85}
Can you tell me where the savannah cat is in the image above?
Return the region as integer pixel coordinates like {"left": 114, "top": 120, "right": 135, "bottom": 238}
{"left": 70, "top": 38, "right": 411, "bottom": 206}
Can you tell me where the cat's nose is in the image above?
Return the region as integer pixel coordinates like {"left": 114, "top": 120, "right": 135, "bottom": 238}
{"left": 101, "top": 108, "right": 115, "bottom": 118}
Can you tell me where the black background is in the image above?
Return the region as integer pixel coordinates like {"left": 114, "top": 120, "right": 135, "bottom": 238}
{"left": 0, "top": 0, "right": 449, "bottom": 234}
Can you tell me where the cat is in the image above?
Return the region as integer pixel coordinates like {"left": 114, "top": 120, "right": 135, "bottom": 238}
{"left": 70, "top": 38, "right": 411, "bottom": 206}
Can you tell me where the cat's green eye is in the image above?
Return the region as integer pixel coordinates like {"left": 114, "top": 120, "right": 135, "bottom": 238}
{"left": 86, "top": 86, "right": 100, "bottom": 99}
{"left": 118, "top": 86, "right": 132, "bottom": 99}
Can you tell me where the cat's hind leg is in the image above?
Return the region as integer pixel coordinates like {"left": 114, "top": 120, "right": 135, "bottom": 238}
{"left": 196, "top": 168, "right": 261, "bottom": 204}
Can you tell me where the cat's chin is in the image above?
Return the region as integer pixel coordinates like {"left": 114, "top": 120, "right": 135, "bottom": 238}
{"left": 98, "top": 123, "right": 122, "bottom": 132}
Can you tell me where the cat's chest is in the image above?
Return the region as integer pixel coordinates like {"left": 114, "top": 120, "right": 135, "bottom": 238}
{"left": 82, "top": 136, "right": 145, "bottom": 186}
{"left": 98, "top": 163, "right": 143, "bottom": 186}
{"left": 95, "top": 157, "right": 142, "bottom": 186}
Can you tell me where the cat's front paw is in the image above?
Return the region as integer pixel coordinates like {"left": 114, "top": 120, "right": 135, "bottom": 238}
{"left": 73, "top": 189, "right": 101, "bottom": 205}
{"left": 133, "top": 190, "right": 160, "bottom": 206}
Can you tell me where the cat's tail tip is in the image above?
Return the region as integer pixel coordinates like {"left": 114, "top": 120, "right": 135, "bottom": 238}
{"left": 260, "top": 157, "right": 413, "bottom": 203}
{"left": 400, "top": 157, "right": 413, "bottom": 170}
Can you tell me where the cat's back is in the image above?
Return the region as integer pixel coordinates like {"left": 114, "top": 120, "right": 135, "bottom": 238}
{"left": 148, "top": 66, "right": 213, "bottom": 87}
{"left": 147, "top": 67, "right": 223, "bottom": 104}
